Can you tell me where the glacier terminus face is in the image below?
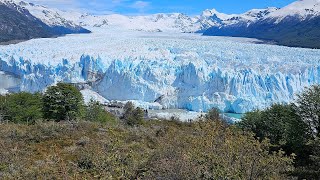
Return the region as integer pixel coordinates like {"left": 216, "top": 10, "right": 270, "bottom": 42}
{"left": 1, "top": 27, "right": 320, "bottom": 113}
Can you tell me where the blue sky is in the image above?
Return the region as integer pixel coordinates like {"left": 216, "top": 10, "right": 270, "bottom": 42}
{"left": 29, "top": 0, "right": 297, "bottom": 15}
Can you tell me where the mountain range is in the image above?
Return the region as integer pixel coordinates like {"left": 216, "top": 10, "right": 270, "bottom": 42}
{"left": 0, "top": 0, "right": 320, "bottom": 48}
{"left": 204, "top": 0, "right": 320, "bottom": 48}
{"left": 14, "top": 1, "right": 278, "bottom": 33}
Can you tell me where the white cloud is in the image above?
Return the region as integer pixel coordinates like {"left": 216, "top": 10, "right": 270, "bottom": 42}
{"left": 130, "top": 1, "right": 150, "bottom": 10}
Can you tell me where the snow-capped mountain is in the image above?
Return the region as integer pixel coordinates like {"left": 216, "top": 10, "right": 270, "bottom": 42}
{"left": 17, "top": 1, "right": 76, "bottom": 27}
{"left": 192, "top": 8, "right": 279, "bottom": 34}
{"left": 5, "top": 0, "right": 274, "bottom": 33}
{"left": 74, "top": 13, "right": 200, "bottom": 33}
{"left": 0, "top": 0, "right": 205, "bottom": 33}
{"left": 17, "top": 1, "right": 90, "bottom": 34}
{"left": 0, "top": 0, "right": 90, "bottom": 43}
{"left": 266, "top": 0, "right": 320, "bottom": 23}
{"left": 64, "top": 8, "right": 275, "bottom": 33}
{"left": 0, "top": 0, "right": 53, "bottom": 42}
{"left": 204, "top": 0, "right": 320, "bottom": 48}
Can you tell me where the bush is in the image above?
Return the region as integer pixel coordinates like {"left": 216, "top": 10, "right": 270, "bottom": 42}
{"left": 238, "top": 104, "right": 310, "bottom": 149}
{"left": 123, "top": 102, "right": 144, "bottom": 126}
{"left": 43, "top": 83, "right": 84, "bottom": 121}
{"left": 0, "top": 92, "right": 43, "bottom": 124}
{"left": 85, "top": 100, "right": 117, "bottom": 124}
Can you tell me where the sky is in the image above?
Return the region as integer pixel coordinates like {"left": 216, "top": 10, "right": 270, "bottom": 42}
{"left": 28, "top": 0, "right": 297, "bottom": 15}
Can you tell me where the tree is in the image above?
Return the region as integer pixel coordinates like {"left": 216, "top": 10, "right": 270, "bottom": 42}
{"left": 295, "top": 85, "right": 320, "bottom": 137}
{"left": 238, "top": 104, "right": 310, "bottom": 148}
{"left": 0, "top": 92, "right": 43, "bottom": 124}
{"left": 122, "top": 102, "right": 144, "bottom": 126}
{"left": 85, "top": 100, "right": 117, "bottom": 124}
{"left": 237, "top": 104, "right": 312, "bottom": 171}
{"left": 43, "top": 83, "right": 84, "bottom": 121}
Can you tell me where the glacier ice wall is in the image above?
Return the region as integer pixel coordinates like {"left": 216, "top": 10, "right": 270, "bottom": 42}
{"left": 0, "top": 55, "right": 104, "bottom": 92}
{"left": 94, "top": 59, "right": 320, "bottom": 113}
{"left": 1, "top": 54, "right": 319, "bottom": 113}
{"left": 0, "top": 30, "right": 320, "bottom": 113}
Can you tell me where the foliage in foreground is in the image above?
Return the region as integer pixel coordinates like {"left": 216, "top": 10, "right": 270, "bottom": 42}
{"left": 238, "top": 85, "right": 320, "bottom": 179}
{"left": 0, "top": 119, "right": 293, "bottom": 179}
{"left": 85, "top": 100, "right": 117, "bottom": 125}
{"left": 0, "top": 92, "right": 43, "bottom": 123}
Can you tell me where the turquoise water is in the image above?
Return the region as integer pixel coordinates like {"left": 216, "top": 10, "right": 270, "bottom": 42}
{"left": 224, "top": 113, "right": 244, "bottom": 119}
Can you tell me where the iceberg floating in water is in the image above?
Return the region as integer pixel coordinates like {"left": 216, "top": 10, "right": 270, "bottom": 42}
{"left": 0, "top": 28, "right": 320, "bottom": 113}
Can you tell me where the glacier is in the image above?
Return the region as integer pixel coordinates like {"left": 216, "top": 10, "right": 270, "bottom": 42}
{"left": 1, "top": 27, "right": 320, "bottom": 113}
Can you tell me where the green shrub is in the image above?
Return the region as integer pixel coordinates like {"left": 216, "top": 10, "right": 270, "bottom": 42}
{"left": 0, "top": 92, "right": 43, "bottom": 124}
{"left": 85, "top": 100, "right": 117, "bottom": 124}
{"left": 43, "top": 83, "right": 84, "bottom": 121}
{"left": 238, "top": 104, "right": 310, "bottom": 148}
{"left": 238, "top": 104, "right": 311, "bottom": 168}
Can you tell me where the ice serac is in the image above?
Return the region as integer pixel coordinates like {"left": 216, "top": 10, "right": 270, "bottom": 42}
{"left": 0, "top": 30, "right": 320, "bottom": 113}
